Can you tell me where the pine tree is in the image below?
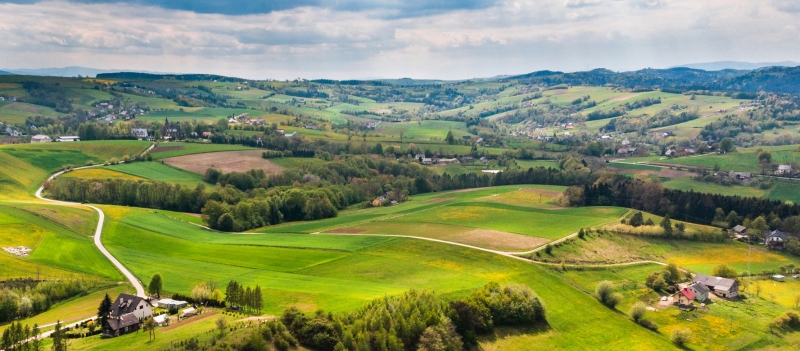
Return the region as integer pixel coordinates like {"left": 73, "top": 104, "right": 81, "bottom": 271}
{"left": 52, "top": 322, "right": 67, "bottom": 351}
{"left": 98, "top": 294, "right": 113, "bottom": 328}
{"left": 254, "top": 286, "right": 263, "bottom": 314}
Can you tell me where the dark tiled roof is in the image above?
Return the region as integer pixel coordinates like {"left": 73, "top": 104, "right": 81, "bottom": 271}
{"left": 690, "top": 281, "right": 710, "bottom": 295}
{"left": 105, "top": 313, "right": 140, "bottom": 331}
{"left": 110, "top": 293, "right": 146, "bottom": 317}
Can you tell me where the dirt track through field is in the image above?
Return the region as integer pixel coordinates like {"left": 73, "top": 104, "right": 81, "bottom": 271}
{"left": 163, "top": 150, "right": 285, "bottom": 174}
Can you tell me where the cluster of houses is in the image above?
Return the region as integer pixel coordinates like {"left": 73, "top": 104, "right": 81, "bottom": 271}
{"left": 102, "top": 293, "right": 195, "bottom": 338}
{"left": 93, "top": 101, "right": 147, "bottom": 123}
{"left": 227, "top": 113, "right": 266, "bottom": 126}
{"left": 731, "top": 226, "right": 792, "bottom": 249}
{"left": 675, "top": 274, "right": 739, "bottom": 305}
{"left": 413, "top": 154, "right": 488, "bottom": 166}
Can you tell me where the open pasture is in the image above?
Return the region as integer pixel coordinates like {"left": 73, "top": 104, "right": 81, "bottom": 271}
{"left": 0, "top": 205, "right": 119, "bottom": 281}
{"left": 395, "top": 203, "right": 625, "bottom": 240}
{"left": 148, "top": 142, "right": 253, "bottom": 159}
{"left": 0, "top": 101, "right": 60, "bottom": 124}
{"left": 97, "top": 206, "right": 675, "bottom": 350}
{"left": 1, "top": 140, "right": 150, "bottom": 170}
{"left": 557, "top": 264, "right": 800, "bottom": 351}
{"left": 538, "top": 230, "right": 799, "bottom": 274}
{"left": 162, "top": 149, "right": 285, "bottom": 175}
{"left": 106, "top": 161, "right": 204, "bottom": 187}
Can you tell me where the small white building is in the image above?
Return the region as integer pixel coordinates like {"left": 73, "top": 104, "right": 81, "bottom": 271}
{"left": 56, "top": 136, "right": 81, "bottom": 142}
{"left": 158, "top": 298, "right": 188, "bottom": 313}
{"left": 180, "top": 307, "right": 196, "bottom": 318}
{"left": 772, "top": 275, "right": 786, "bottom": 282}
{"left": 31, "top": 134, "right": 52, "bottom": 143}
{"left": 153, "top": 314, "right": 169, "bottom": 326}
{"left": 776, "top": 165, "right": 793, "bottom": 175}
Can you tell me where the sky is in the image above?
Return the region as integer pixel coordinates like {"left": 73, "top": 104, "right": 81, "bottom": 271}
{"left": 0, "top": 0, "right": 799, "bottom": 80}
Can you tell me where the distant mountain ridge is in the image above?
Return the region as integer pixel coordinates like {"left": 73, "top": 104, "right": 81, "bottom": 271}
{"left": 672, "top": 61, "right": 800, "bottom": 71}
{"left": 0, "top": 70, "right": 14, "bottom": 75}
{"left": 507, "top": 66, "right": 800, "bottom": 94}
{"left": 1, "top": 66, "right": 170, "bottom": 77}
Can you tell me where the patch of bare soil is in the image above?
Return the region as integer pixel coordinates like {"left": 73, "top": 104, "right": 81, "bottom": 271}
{"left": 163, "top": 150, "right": 286, "bottom": 175}
{"left": 443, "top": 229, "right": 549, "bottom": 251}
{"left": 161, "top": 310, "right": 218, "bottom": 332}
{"left": 657, "top": 168, "right": 696, "bottom": 178}
{"left": 424, "top": 197, "right": 456, "bottom": 204}
{"left": 327, "top": 228, "right": 365, "bottom": 234}
{"left": 150, "top": 145, "right": 185, "bottom": 153}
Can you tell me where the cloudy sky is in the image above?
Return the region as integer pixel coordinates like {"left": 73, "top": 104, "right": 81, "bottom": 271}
{"left": 0, "top": 0, "right": 798, "bottom": 79}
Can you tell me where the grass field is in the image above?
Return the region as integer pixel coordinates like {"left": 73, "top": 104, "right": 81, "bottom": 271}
{"left": 557, "top": 264, "right": 800, "bottom": 350}
{"left": 107, "top": 161, "right": 205, "bottom": 187}
{"left": 538, "top": 230, "right": 800, "bottom": 274}
{"left": 94, "top": 204, "right": 677, "bottom": 350}
{"left": 0, "top": 205, "right": 120, "bottom": 281}
{"left": 149, "top": 142, "right": 253, "bottom": 159}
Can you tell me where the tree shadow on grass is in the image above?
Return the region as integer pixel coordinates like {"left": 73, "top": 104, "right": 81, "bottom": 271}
{"left": 477, "top": 323, "right": 552, "bottom": 346}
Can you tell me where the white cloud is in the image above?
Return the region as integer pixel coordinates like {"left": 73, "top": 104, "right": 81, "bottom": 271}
{"left": 0, "top": 0, "right": 797, "bottom": 79}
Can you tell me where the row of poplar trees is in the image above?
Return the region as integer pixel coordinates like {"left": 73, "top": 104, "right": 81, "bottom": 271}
{"left": 225, "top": 281, "right": 263, "bottom": 314}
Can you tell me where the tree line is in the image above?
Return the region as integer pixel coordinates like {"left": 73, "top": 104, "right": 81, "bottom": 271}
{"left": 568, "top": 176, "right": 800, "bottom": 230}
{"left": 0, "top": 279, "right": 96, "bottom": 323}
{"left": 232, "top": 282, "right": 546, "bottom": 351}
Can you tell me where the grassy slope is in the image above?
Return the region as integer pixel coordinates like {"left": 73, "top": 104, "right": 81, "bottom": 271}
{"left": 0, "top": 205, "right": 120, "bottom": 280}
{"left": 98, "top": 209, "right": 675, "bottom": 350}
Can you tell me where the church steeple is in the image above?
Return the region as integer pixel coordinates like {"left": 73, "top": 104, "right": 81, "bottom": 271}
{"left": 165, "top": 117, "right": 169, "bottom": 125}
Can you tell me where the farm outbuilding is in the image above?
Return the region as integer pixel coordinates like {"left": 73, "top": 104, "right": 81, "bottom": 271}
{"left": 158, "top": 298, "right": 188, "bottom": 312}
{"left": 692, "top": 274, "right": 739, "bottom": 298}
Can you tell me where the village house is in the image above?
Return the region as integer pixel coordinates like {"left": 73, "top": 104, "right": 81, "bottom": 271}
{"left": 103, "top": 293, "right": 154, "bottom": 338}
{"left": 664, "top": 149, "right": 676, "bottom": 156}
{"left": 621, "top": 139, "right": 631, "bottom": 146}
{"left": 776, "top": 165, "right": 793, "bottom": 176}
{"left": 30, "top": 134, "right": 51, "bottom": 143}
{"left": 131, "top": 128, "right": 148, "bottom": 139}
{"left": 56, "top": 136, "right": 80, "bottom": 142}
{"left": 687, "top": 281, "right": 710, "bottom": 302}
{"left": 422, "top": 158, "right": 433, "bottom": 165}
{"left": 479, "top": 157, "right": 488, "bottom": 165}
{"left": 617, "top": 147, "right": 636, "bottom": 155}
{"left": 728, "top": 171, "right": 752, "bottom": 181}
{"left": 692, "top": 274, "right": 739, "bottom": 298}
{"left": 284, "top": 132, "right": 297, "bottom": 138}
{"left": 764, "top": 230, "right": 789, "bottom": 250}
{"left": 461, "top": 156, "right": 474, "bottom": 164}
{"left": 202, "top": 131, "right": 212, "bottom": 138}
{"left": 304, "top": 124, "right": 319, "bottom": 130}
{"left": 732, "top": 225, "right": 747, "bottom": 238}
{"left": 415, "top": 154, "right": 425, "bottom": 162}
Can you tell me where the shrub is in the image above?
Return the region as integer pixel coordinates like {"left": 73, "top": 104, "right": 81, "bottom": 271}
{"left": 670, "top": 328, "right": 692, "bottom": 347}
{"left": 629, "top": 302, "right": 646, "bottom": 323}
{"left": 595, "top": 281, "right": 622, "bottom": 308}
{"left": 638, "top": 318, "right": 658, "bottom": 331}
